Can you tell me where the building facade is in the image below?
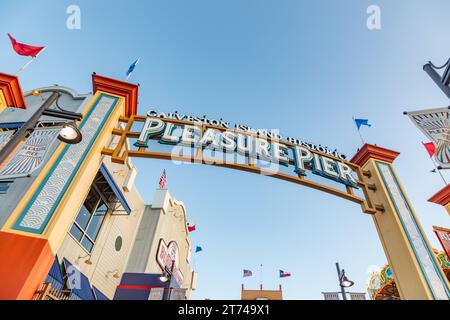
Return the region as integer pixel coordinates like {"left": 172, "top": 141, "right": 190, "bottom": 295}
{"left": 115, "top": 189, "right": 197, "bottom": 300}
{"left": 241, "top": 284, "right": 283, "bottom": 300}
{"left": 0, "top": 73, "right": 196, "bottom": 300}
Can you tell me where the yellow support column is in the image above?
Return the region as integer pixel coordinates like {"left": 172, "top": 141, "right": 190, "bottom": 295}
{"left": 351, "top": 144, "right": 450, "bottom": 300}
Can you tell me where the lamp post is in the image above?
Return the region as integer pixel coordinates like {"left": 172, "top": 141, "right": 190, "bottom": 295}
{"left": 336, "top": 262, "right": 354, "bottom": 300}
{"left": 0, "top": 91, "right": 83, "bottom": 165}
{"left": 423, "top": 59, "right": 450, "bottom": 99}
{"left": 159, "top": 259, "right": 175, "bottom": 300}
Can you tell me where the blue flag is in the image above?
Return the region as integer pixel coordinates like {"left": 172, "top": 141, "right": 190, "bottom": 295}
{"left": 354, "top": 118, "right": 372, "bottom": 130}
{"left": 195, "top": 246, "right": 203, "bottom": 253}
{"left": 126, "top": 58, "right": 140, "bottom": 77}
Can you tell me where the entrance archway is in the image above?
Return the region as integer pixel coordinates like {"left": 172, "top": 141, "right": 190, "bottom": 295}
{"left": 101, "top": 112, "right": 450, "bottom": 300}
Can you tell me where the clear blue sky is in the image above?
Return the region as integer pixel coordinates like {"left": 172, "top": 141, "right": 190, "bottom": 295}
{"left": 1, "top": 0, "right": 450, "bottom": 299}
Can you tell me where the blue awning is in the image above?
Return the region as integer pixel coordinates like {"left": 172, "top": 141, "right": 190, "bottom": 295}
{"left": 62, "top": 258, "right": 95, "bottom": 300}
{"left": 113, "top": 273, "right": 168, "bottom": 300}
{"left": 93, "top": 286, "right": 109, "bottom": 300}
{"left": 0, "top": 122, "right": 24, "bottom": 129}
{"left": 99, "top": 163, "right": 131, "bottom": 214}
{"left": 45, "top": 255, "right": 64, "bottom": 291}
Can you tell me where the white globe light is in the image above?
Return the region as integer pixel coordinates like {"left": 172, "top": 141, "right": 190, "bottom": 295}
{"left": 58, "top": 122, "right": 82, "bottom": 144}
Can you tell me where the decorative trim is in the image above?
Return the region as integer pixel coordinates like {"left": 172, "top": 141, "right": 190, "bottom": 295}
{"left": 0, "top": 73, "right": 26, "bottom": 109}
{"left": 92, "top": 74, "right": 138, "bottom": 117}
{"left": 376, "top": 161, "right": 450, "bottom": 300}
{"left": 351, "top": 144, "right": 400, "bottom": 166}
{"left": 12, "top": 94, "right": 119, "bottom": 234}
{"left": 428, "top": 184, "right": 450, "bottom": 206}
{"left": 433, "top": 225, "right": 450, "bottom": 233}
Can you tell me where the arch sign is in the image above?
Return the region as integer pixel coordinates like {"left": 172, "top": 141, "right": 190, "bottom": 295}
{"left": 102, "top": 109, "right": 450, "bottom": 300}
{"left": 103, "top": 111, "right": 377, "bottom": 214}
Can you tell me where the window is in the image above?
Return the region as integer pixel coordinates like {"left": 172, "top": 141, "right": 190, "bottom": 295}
{"left": 0, "top": 181, "right": 13, "bottom": 194}
{"left": 69, "top": 186, "right": 109, "bottom": 253}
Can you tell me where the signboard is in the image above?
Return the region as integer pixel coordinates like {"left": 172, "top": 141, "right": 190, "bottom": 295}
{"left": 0, "top": 130, "right": 13, "bottom": 151}
{"left": 103, "top": 111, "right": 378, "bottom": 215}
{"left": 156, "top": 239, "right": 184, "bottom": 287}
{"left": 148, "top": 287, "right": 164, "bottom": 300}
{"left": 406, "top": 107, "right": 450, "bottom": 168}
{"left": 136, "top": 111, "right": 358, "bottom": 189}
{"left": 0, "top": 127, "right": 60, "bottom": 178}
{"left": 144, "top": 111, "right": 348, "bottom": 159}
{"left": 170, "top": 288, "right": 187, "bottom": 300}
{"left": 433, "top": 226, "right": 450, "bottom": 260}
{"left": 349, "top": 292, "right": 366, "bottom": 300}
{"left": 322, "top": 292, "right": 340, "bottom": 300}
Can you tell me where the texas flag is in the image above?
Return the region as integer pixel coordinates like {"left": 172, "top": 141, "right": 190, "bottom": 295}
{"left": 8, "top": 33, "right": 45, "bottom": 57}
{"left": 279, "top": 270, "right": 291, "bottom": 278}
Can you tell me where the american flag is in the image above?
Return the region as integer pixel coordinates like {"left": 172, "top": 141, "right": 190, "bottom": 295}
{"left": 243, "top": 270, "right": 253, "bottom": 277}
{"left": 159, "top": 170, "right": 166, "bottom": 189}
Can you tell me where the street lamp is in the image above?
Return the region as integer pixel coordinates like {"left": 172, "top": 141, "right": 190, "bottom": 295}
{"left": 340, "top": 272, "right": 354, "bottom": 288}
{"left": 423, "top": 58, "right": 450, "bottom": 99}
{"left": 0, "top": 91, "right": 83, "bottom": 165}
{"left": 58, "top": 122, "right": 82, "bottom": 144}
{"left": 159, "top": 259, "right": 175, "bottom": 300}
{"left": 336, "top": 262, "right": 354, "bottom": 300}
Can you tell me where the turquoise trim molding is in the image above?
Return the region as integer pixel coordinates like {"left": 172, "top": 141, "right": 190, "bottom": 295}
{"left": 375, "top": 161, "right": 450, "bottom": 299}
{"left": 12, "top": 94, "right": 119, "bottom": 234}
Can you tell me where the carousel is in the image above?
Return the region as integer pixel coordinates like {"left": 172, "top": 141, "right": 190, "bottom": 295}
{"left": 367, "top": 250, "right": 450, "bottom": 300}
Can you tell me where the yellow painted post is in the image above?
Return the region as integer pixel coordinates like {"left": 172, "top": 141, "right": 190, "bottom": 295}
{"left": 351, "top": 144, "right": 450, "bottom": 300}
{"left": 0, "top": 91, "right": 7, "bottom": 113}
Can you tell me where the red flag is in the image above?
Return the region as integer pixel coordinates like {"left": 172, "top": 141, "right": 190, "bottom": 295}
{"left": 188, "top": 224, "right": 196, "bottom": 232}
{"left": 423, "top": 142, "right": 436, "bottom": 158}
{"left": 8, "top": 33, "right": 45, "bottom": 57}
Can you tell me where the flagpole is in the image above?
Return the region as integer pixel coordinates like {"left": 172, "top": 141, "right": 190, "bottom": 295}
{"left": 259, "top": 264, "right": 263, "bottom": 288}
{"left": 353, "top": 117, "right": 365, "bottom": 145}
{"left": 422, "top": 141, "right": 447, "bottom": 185}
{"left": 16, "top": 47, "right": 46, "bottom": 75}
{"left": 432, "top": 157, "right": 447, "bottom": 185}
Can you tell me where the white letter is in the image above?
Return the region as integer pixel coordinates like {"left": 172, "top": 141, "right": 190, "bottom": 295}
{"left": 367, "top": 5, "right": 381, "bottom": 30}
{"left": 237, "top": 134, "right": 253, "bottom": 156}
{"left": 181, "top": 125, "right": 200, "bottom": 146}
{"left": 160, "top": 123, "right": 179, "bottom": 144}
{"left": 221, "top": 131, "right": 236, "bottom": 153}
{"left": 337, "top": 162, "right": 358, "bottom": 186}
{"left": 66, "top": 5, "right": 81, "bottom": 30}
{"left": 136, "top": 118, "right": 165, "bottom": 147}
{"left": 322, "top": 157, "right": 339, "bottom": 179}
{"left": 199, "top": 128, "right": 220, "bottom": 149}
{"left": 254, "top": 138, "right": 271, "bottom": 161}
{"left": 271, "top": 142, "right": 289, "bottom": 165}
{"left": 292, "top": 146, "right": 312, "bottom": 176}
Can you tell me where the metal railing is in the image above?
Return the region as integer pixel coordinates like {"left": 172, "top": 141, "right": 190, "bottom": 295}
{"left": 33, "top": 283, "right": 71, "bottom": 300}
